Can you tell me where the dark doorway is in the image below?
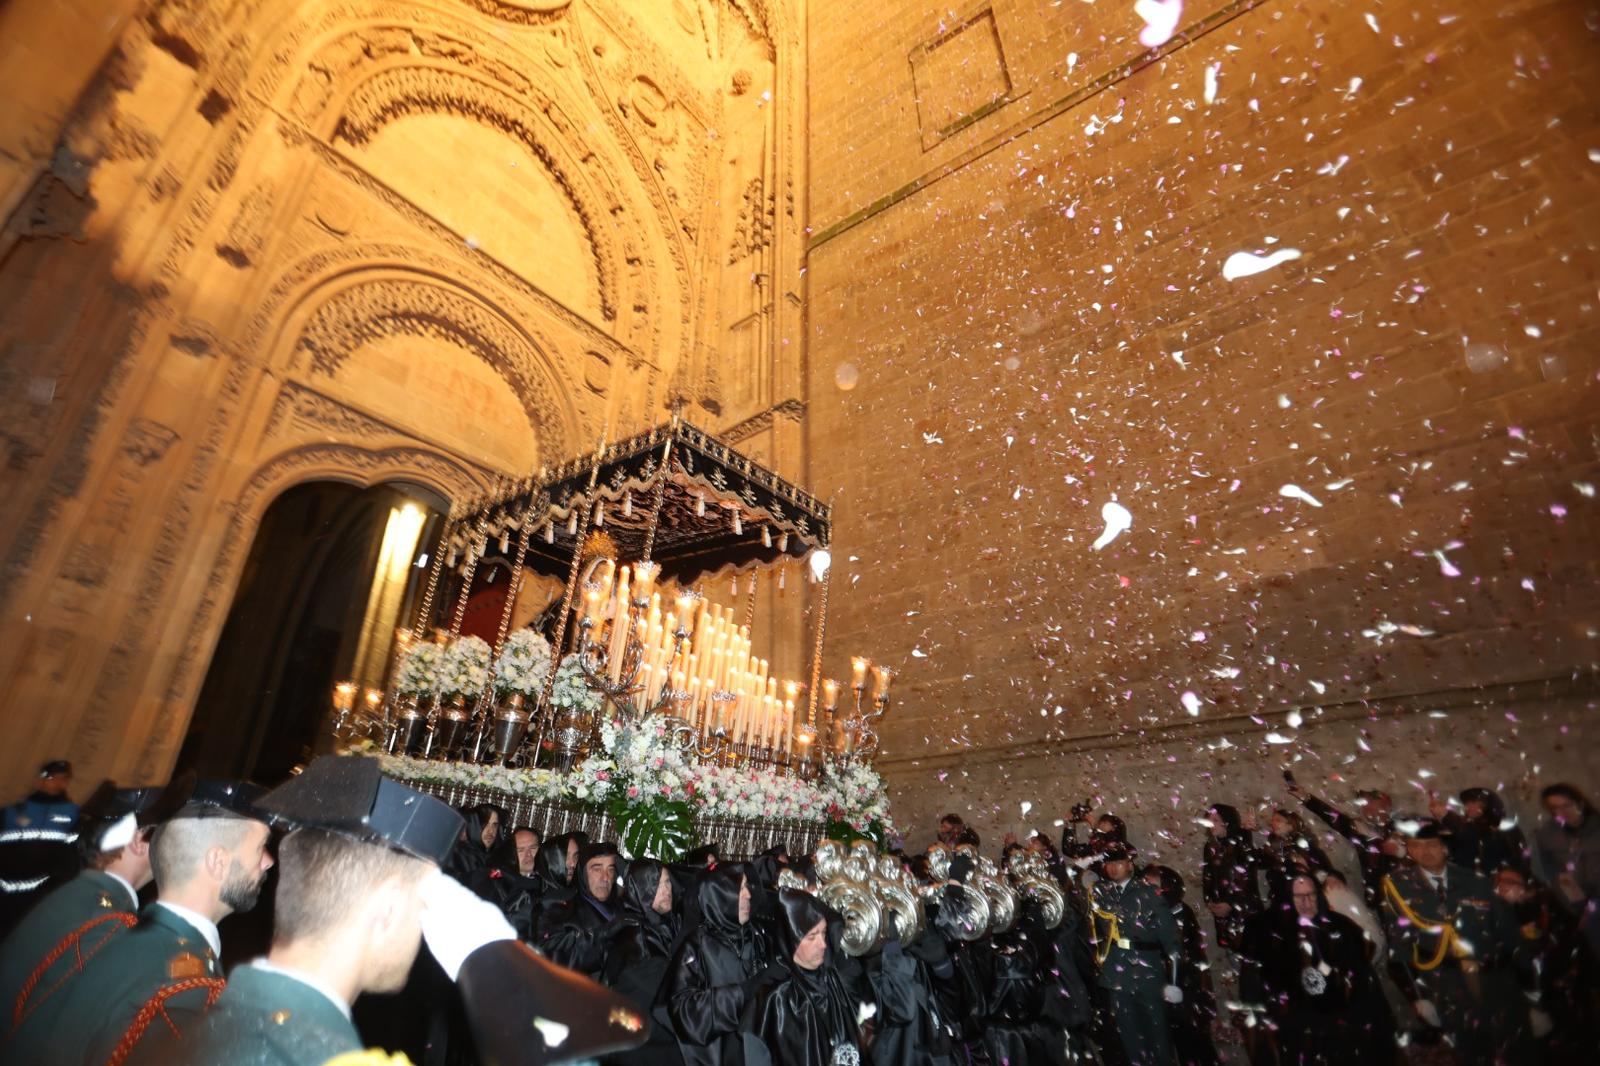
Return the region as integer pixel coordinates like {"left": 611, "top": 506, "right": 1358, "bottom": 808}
{"left": 178, "top": 480, "right": 447, "bottom": 785}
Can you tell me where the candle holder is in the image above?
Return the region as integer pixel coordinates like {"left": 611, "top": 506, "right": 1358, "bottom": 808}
{"left": 388, "top": 695, "right": 430, "bottom": 755}
{"left": 794, "top": 722, "right": 818, "bottom": 779}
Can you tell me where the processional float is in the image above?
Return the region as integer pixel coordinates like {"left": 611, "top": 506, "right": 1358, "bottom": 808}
{"left": 330, "top": 416, "right": 896, "bottom": 859}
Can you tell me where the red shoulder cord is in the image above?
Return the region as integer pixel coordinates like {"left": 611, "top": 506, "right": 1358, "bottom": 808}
{"left": 104, "top": 976, "right": 226, "bottom": 1066}
{"left": 12, "top": 911, "right": 139, "bottom": 1028}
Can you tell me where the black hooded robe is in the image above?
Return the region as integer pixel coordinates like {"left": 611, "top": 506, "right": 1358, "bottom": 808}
{"left": 604, "top": 859, "right": 685, "bottom": 1066}
{"left": 666, "top": 865, "right": 763, "bottom": 1066}
{"left": 743, "top": 890, "right": 862, "bottom": 1066}
{"left": 540, "top": 841, "right": 623, "bottom": 980}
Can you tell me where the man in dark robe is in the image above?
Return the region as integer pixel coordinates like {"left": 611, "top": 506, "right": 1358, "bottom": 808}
{"left": 666, "top": 864, "right": 761, "bottom": 1066}
{"left": 540, "top": 841, "right": 623, "bottom": 980}
{"left": 603, "top": 858, "right": 684, "bottom": 1066}
{"left": 743, "top": 889, "right": 861, "bottom": 1066}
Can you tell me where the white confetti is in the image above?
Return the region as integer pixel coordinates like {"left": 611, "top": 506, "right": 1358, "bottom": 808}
{"left": 1203, "top": 62, "right": 1221, "bottom": 104}
{"left": 1181, "top": 691, "right": 1203, "bottom": 716}
{"left": 1092, "top": 500, "right": 1133, "bottom": 551}
{"left": 1265, "top": 733, "right": 1293, "bottom": 745}
{"left": 1286, "top": 710, "right": 1304, "bottom": 728}
{"left": 1432, "top": 550, "right": 1461, "bottom": 578}
{"left": 1135, "top": 0, "right": 1184, "bottom": 48}
{"left": 1021, "top": 801, "right": 1034, "bottom": 816}
{"left": 1222, "top": 248, "right": 1303, "bottom": 281}
{"left": 1279, "top": 484, "right": 1323, "bottom": 507}
{"left": 1364, "top": 13, "right": 1380, "bottom": 32}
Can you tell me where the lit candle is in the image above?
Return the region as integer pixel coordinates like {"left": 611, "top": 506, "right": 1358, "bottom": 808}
{"left": 634, "top": 559, "right": 659, "bottom": 602}
{"left": 363, "top": 688, "right": 383, "bottom": 713}
{"left": 851, "top": 657, "right": 870, "bottom": 689}
{"left": 873, "top": 665, "right": 894, "bottom": 700}
{"left": 822, "top": 679, "right": 840, "bottom": 712}
{"left": 607, "top": 569, "right": 632, "bottom": 682}
{"left": 333, "top": 681, "right": 357, "bottom": 711}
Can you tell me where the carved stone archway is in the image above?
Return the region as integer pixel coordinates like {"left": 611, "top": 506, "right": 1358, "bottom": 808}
{"left": 290, "top": 270, "right": 582, "bottom": 453}
{"left": 136, "top": 440, "right": 491, "bottom": 778}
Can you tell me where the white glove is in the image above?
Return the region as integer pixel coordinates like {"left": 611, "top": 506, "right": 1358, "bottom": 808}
{"left": 1162, "top": 984, "right": 1183, "bottom": 1005}
{"left": 420, "top": 869, "right": 516, "bottom": 980}
{"left": 1414, "top": 999, "right": 1442, "bottom": 1028}
{"left": 1530, "top": 1008, "right": 1554, "bottom": 1038}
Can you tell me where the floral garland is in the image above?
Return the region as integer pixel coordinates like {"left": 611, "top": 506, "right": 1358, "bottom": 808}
{"left": 377, "top": 735, "right": 893, "bottom": 833}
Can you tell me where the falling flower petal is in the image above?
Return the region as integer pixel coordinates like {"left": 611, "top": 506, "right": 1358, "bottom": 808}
{"left": 1134, "top": 0, "right": 1184, "bottom": 47}
{"left": 1222, "top": 248, "right": 1303, "bottom": 281}
{"left": 1092, "top": 500, "right": 1133, "bottom": 550}
{"left": 1280, "top": 484, "right": 1323, "bottom": 507}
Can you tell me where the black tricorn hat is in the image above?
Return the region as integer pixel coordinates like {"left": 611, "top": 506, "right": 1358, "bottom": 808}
{"left": 77, "top": 774, "right": 193, "bottom": 852}
{"left": 457, "top": 940, "right": 650, "bottom": 1064}
{"left": 257, "top": 755, "right": 462, "bottom": 866}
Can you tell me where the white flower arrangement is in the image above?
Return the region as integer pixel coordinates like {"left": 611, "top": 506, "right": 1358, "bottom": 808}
{"left": 393, "top": 642, "right": 445, "bottom": 697}
{"left": 493, "top": 628, "right": 553, "bottom": 699}
{"left": 378, "top": 753, "right": 567, "bottom": 801}
{"left": 438, "top": 635, "right": 492, "bottom": 700}
{"left": 548, "top": 654, "right": 602, "bottom": 715}
{"left": 379, "top": 722, "right": 894, "bottom": 831}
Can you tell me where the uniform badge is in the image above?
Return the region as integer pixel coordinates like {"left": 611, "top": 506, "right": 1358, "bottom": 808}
{"left": 1300, "top": 966, "right": 1327, "bottom": 995}
{"left": 168, "top": 952, "right": 207, "bottom": 981}
{"left": 608, "top": 1006, "right": 643, "bottom": 1033}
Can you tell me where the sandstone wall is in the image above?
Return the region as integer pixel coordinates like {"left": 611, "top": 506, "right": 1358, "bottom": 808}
{"left": 804, "top": 0, "right": 1600, "bottom": 850}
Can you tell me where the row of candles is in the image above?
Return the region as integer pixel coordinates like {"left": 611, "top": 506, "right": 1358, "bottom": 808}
{"left": 576, "top": 560, "right": 894, "bottom": 757}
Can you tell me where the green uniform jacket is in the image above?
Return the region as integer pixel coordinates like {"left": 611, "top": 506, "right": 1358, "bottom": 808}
{"left": 0, "top": 870, "right": 137, "bottom": 1038}
{"left": 10, "top": 902, "right": 222, "bottom": 1066}
{"left": 1089, "top": 877, "right": 1179, "bottom": 990}
{"left": 1381, "top": 863, "right": 1521, "bottom": 992}
{"left": 140, "top": 963, "right": 361, "bottom": 1066}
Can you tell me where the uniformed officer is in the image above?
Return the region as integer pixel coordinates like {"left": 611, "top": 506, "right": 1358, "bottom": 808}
{"left": 1088, "top": 840, "right": 1181, "bottom": 1066}
{"left": 0, "top": 760, "right": 85, "bottom": 938}
{"left": 1380, "top": 817, "right": 1535, "bottom": 1066}
{"left": 0, "top": 777, "right": 180, "bottom": 1037}
{"left": 153, "top": 754, "right": 651, "bottom": 1066}
{"left": 9, "top": 779, "right": 273, "bottom": 1066}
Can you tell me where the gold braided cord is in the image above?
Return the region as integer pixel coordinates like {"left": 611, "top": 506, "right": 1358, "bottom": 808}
{"left": 1381, "top": 874, "right": 1466, "bottom": 972}
{"left": 1091, "top": 906, "right": 1121, "bottom": 966}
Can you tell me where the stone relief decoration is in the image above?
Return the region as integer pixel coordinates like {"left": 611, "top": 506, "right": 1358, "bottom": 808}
{"left": 331, "top": 64, "right": 619, "bottom": 322}
{"left": 455, "top": 0, "right": 574, "bottom": 25}
{"left": 292, "top": 276, "right": 579, "bottom": 449}
{"left": 626, "top": 75, "right": 678, "bottom": 144}
{"left": 728, "top": 174, "right": 774, "bottom": 263}
{"left": 121, "top": 417, "right": 180, "bottom": 467}
{"left": 215, "top": 181, "right": 274, "bottom": 267}
{"left": 263, "top": 381, "right": 407, "bottom": 444}
{"left": 723, "top": 0, "right": 776, "bottom": 59}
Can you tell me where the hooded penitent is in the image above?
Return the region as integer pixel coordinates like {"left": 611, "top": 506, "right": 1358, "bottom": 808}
{"left": 744, "top": 889, "right": 861, "bottom": 1066}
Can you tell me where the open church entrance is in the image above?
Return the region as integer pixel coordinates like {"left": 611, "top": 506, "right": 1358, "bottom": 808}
{"left": 178, "top": 480, "right": 449, "bottom": 784}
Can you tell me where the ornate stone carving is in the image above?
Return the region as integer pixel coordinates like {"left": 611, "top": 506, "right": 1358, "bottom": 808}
{"left": 455, "top": 0, "right": 573, "bottom": 25}
{"left": 333, "top": 65, "right": 619, "bottom": 322}
{"left": 121, "top": 418, "right": 179, "bottom": 466}
{"left": 723, "top": 398, "right": 804, "bottom": 443}
{"left": 215, "top": 182, "right": 274, "bottom": 267}
{"left": 728, "top": 175, "right": 774, "bottom": 263}
{"left": 293, "top": 275, "right": 578, "bottom": 447}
